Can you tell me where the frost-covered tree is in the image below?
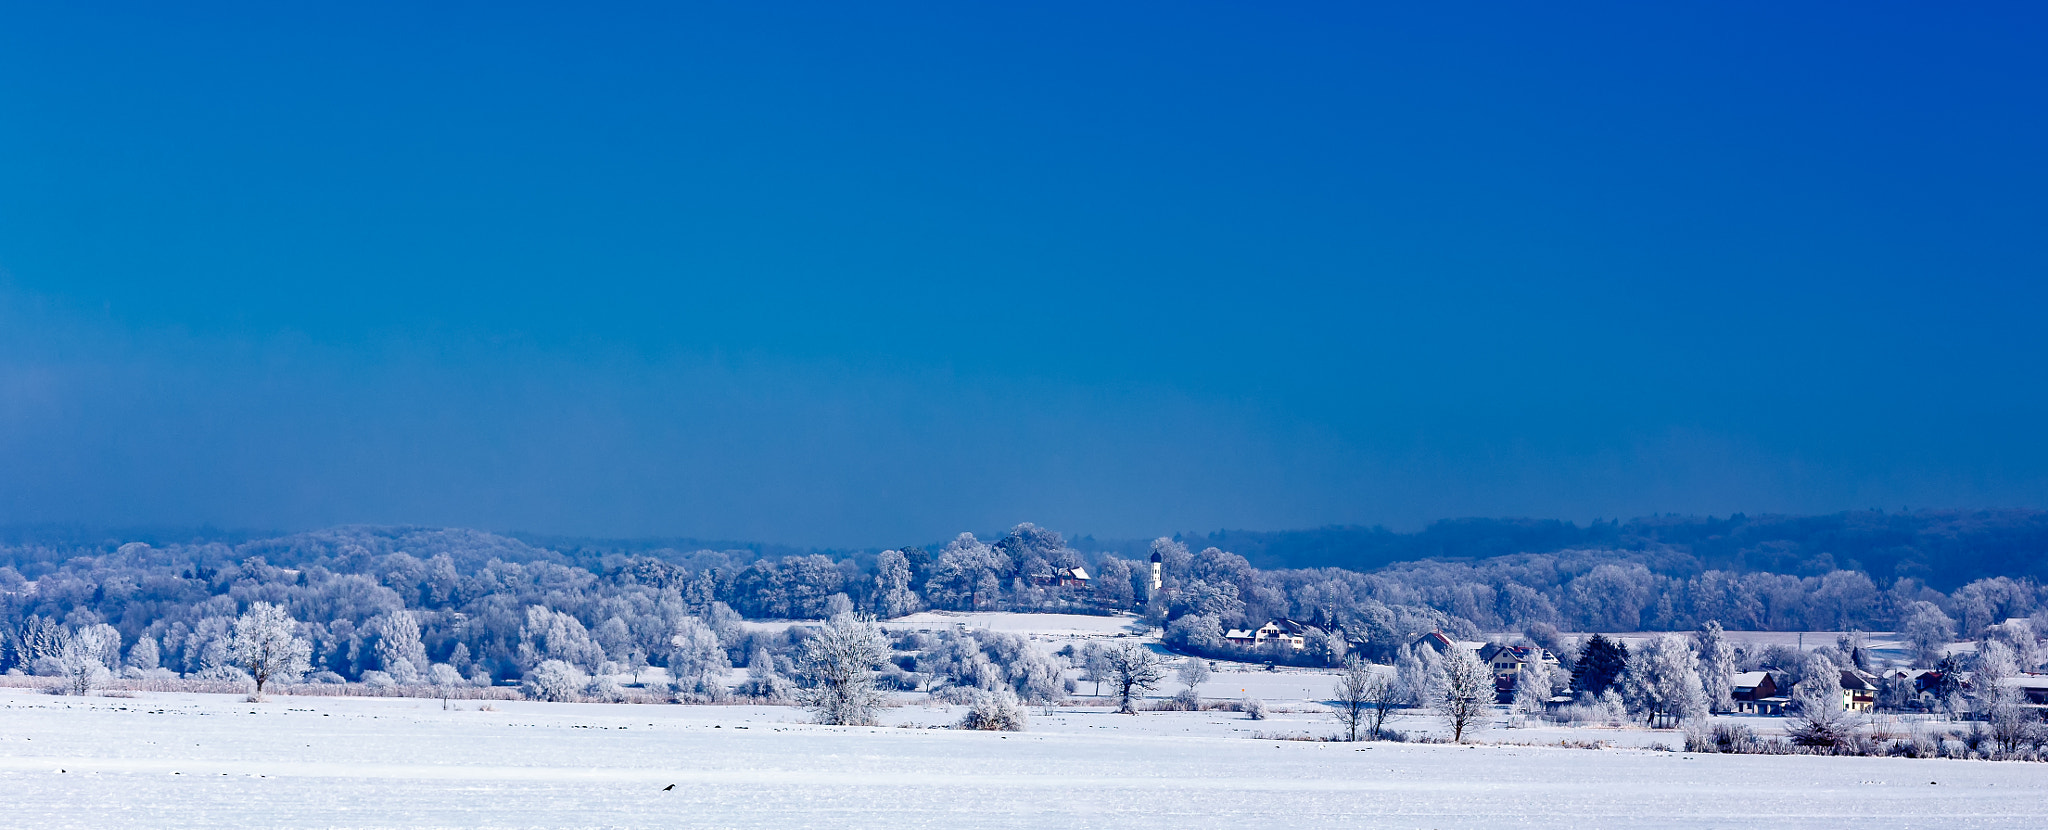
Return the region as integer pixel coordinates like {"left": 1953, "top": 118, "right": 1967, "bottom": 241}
{"left": 798, "top": 613, "right": 890, "bottom": 726}
{"left": 229, "top": 602, "right": 312, "bottom": 696}
{"left": 1176, "top": 656, "right": 1211, "bottom": 698}
{"left": 1981, "top": 670, "right": 2039, "bottom": 754}
{"left": 73, "top": 624, "right": 122, "bottom": 672}
{"left": 823, "top": 593, "right": 855, "bottom": 619}
{"left": 1786, "top": 667, "right": 1852, "bottom": 748}
{"left": 1077, "top": 642, "right": 1110, "bottom": 697}
{"left": 873, "top": 550, "right": 922, "bottom": 618}
{"left": 1985, "top": 618, "right": 2044, "bottom": 673}
{"left": 519, "top": 606, "right": 605, "bottom": 671}
{"left": 1512, "top": 661, "right": 1551, "bottom": 717}
{"left": 369, "top": 609, "right": 427, "bottom": 684}
{"left": 924, "top": 534, "right": 1009, "bottom": 611}
{"left": 56, "top": 630, "right": 113, "bottom": 695}
{"left": 667, "top": 617, "right": 732, "bottom": 701}
{"left": 919, "top": 629, "right": 997, "bottom": 692}
{"left": 957, "top": 689, "right": 1028, "bottom": 731}
{"left": 1394, "top": 645, "right": 1438, "bottom": 707}
{"left": 1621, "top": 634, "right": 1708, "bottom": 728}
{"left": 997, "top": 639, "right": 1066, "bottom": 706}
{"left": 15, "top": 616, "right": 68, "bottom": 670}
{"left": 126, "top": 636, "right": 160, "bottom": 672}
{"left": 428, "top": 662, "right": 463, "bottom": 687}
{"left": 1093, "top": 557, "right": 1137, "bottom": 611}
{"left": 1692, "top": 621, "right": 1737, "bottom": 714}
{"left": 1972, "top": 639, "right": 2019, "bottom": 729}
{"left": 1102, "top": 642, "right": 1163, "bottom": 714}
{"left": 1434, "top": 645, "right": 1493, "bottom": 743}
{"left": 737, "top": 644, "right": 795, "bottom": 701}
{"left": 523, "top": 659, "right": 588, "bottom": 702}
{"left": 1332, "top": 657, "right": 1386, "bottom": 742}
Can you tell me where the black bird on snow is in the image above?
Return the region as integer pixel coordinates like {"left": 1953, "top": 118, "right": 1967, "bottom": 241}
{"left": 663, "top": 784, "right": 675, "bottom": 791}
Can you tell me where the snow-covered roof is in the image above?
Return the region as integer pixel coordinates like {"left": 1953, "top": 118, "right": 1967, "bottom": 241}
{"left": 1999, "top": 674, "right": 2048, "bottom": 691}
{"left": 1731, "top": 671, "right": 1770, "bottom": 688}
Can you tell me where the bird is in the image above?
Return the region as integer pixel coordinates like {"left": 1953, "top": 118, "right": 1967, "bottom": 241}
{"left": 662, "top": 784, "right": 675, "bottom": 791}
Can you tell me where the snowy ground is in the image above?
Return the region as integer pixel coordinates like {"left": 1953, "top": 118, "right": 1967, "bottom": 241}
{"left": 4, "top": 687, "right": 2044, "bottom": 829}
{"left": 881, "top": 610, "right": 1144, "bottom": 638}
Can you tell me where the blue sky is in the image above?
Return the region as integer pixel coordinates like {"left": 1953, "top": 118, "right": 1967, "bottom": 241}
{"left": 2, "top": 3, "right": 2044, "bottom": 546}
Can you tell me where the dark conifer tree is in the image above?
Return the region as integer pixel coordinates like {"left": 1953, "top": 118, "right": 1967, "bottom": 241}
{"left": 1570, "top": 634, "right": 1629, "bottom": 697}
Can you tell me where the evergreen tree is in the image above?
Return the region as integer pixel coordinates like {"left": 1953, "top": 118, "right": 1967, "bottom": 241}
{"left": 1570, "top": 634, "right": 1628, "bottom": 698}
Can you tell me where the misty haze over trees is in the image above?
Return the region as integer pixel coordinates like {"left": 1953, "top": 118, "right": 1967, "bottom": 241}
{"left": 2, "top": 510, "right": 2045, "bottom": 688}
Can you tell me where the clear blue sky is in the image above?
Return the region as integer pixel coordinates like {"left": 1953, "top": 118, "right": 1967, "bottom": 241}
{"left": 2, "top": 2, "right": 2044, "bottom": 546}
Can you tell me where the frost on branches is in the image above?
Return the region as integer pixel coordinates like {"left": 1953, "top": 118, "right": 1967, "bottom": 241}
{"left": 956, "top": 689, "right": 1028, "bottom": 731}
{"left": 798, "top": 613, "right": 890, "bottom": 726}
{"left": 523, "top": 659, "right": 589, "bottom": 702}
{"left": 229, "top": 601, "right": 312, "bottom": 697}
{"left": 1621, "top": 634, "right": 1708, "bottom": 728}
{"left": 1434, "top": 645, "right": 1493, "bottom": 743}
{"left": 1102, "top": 641, "right": 1163, "bottom": 714}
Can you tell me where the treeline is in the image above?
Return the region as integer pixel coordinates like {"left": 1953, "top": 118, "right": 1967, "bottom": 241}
{"left": 0, "top": 518, "right": 2043, "bottom": 686}
{"left": 1145, "top": 509, "right": 2048, "bottom": 590}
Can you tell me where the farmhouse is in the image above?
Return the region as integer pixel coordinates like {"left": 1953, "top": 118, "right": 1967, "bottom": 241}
{"left": 1031, "top": 566, "right": 1091, "bottom": 589}
{"left": 1731, "top": 671, "right": 1787, "bottom": 715}
{"left": 1838, "top": 669, "right": 1879, "bottom": 713}
{"left": 1224, "top": 619, "right": 1311, "bottom": 650}
{"left": 1477, "top": 643, "right": 1560, "bottom": 679}
{"left": 1997, "top": 674, "right": 2048, "bottom": 709}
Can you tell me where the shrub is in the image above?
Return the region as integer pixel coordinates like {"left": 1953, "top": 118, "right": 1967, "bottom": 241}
{"left": 523, "top": 660, "right": 588, "bottom": 702}
{"left": 957, "top": 690, "right": 1028, "bottom": 731}
{"left": 1684, "top": 722, "right": 1761, "bottom": 754}
{"left": 586, "top": 675, "right": 627, "bottom": 702}
{"left": 1241, "top": 696, "right": 1267, "bottom": 721}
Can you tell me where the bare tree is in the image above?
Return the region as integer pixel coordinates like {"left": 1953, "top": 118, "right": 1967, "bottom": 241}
{"left": 1332, "top": 657, "right": 1387, "bottom": 741}
{"left": 1435, "top": 646, "right": 1493, "bottom": 744}
{"left": 1079, "top": 643, "right": 1111, "bottom": 697}
{"left": 229, "top": 601, "right": 312, "bottom": 698}
{"left": 1175, "top": 656, "right": 1211, "bottom": 709}
{"left": 1103, "top": 642, "right": 1163, "bottom": 714}
{"left": 798, "top": 613, "right": 890, "bottom": 726}
{"left": 56, "top": 631, "right": 110, "bottom": 696}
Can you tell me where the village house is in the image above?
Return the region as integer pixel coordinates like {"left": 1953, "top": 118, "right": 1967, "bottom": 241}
{"left": 1224, "top": 619, "right": 1311, "bottom": 650}
{"left": 1410, "top": 631, "right": 1488, "bottom": 657}
{"left": 1997, "top": 674, "right": 2048, "bottom": 710}
{"left": 1838, "top": 669, "right": 1879, "bottom": 713}
{"left": 1031, "top": 566, "right": 1091, "bottom": 589}
{"left": 1730, "top": 671, "right": 1787, "bottom": 715}
{"left": 1476, "top": 642, "right": 1561, "bottom": 679}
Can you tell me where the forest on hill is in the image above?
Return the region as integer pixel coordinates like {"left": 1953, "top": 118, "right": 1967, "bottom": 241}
{"left": 0, "top": 510, "right": 2041, "bottom": 687}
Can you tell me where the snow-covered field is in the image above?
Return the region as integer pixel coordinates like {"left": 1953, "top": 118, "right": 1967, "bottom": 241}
{"left": 4, "top": 687, "right": 2044, "bottom": 829}
{"left": 882, "top": 610, "right": 1143, "bottom": 637}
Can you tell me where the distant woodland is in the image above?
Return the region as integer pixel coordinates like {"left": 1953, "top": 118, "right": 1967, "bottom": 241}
{"left": 1, "top": 510, "right": 2043, "bottom": 684}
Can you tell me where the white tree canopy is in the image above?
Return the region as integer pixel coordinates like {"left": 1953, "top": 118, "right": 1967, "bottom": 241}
{"left": 229, "top": 601, "right": 312, "bottom": 696}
